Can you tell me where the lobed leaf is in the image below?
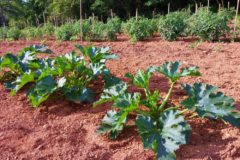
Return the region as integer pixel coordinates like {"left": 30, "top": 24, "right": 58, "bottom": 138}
{"left": 97, "top": 110, "right": 127, "bottom": 139}
{"left": 8, "top": 71, "right": 35, "bottom": 96}
{"left": 27, "top": 76, "right": 57, "bottom": 107}
{"left": 156, "top": 61, "right": 201, "bottom": 83}
{"left": 65, "top": 87, "right": 95, "bottom": 103}
{"left": 93, "top": 79, "right": 128, "bottom": 107}
{"left": 181, "top": 83, "right": 240, "bottom": 127}
{"left": 136, "top": 110, "right": 191, "bottom": 160}
{"left": 125, "top": 69, "right": 154, "bottom": 89}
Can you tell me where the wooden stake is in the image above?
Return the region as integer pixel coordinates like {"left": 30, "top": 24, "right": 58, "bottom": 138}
{"left": 136, "top": 8, "right": 138, "bottom": 21}
{"left": 228, "top": 1, "right": 230, "bottom": 10}
{"left": 207, "top": 0, "right": 210, "bottom": 11}
{"left": 195, "top": 3, "right": 198, "bottom": 13}
{"left": 219, "top": 3, "right": 221, "bottom": 12}
{"left": 111, "top": 9, "right": 113, "bottom": 19}
{"left": 168, "top": 3, "right": 170, "bottom": 14}
{"left": 80, "top": 0, "right": 83, "bottom": 41}
{"left": 234, "top": 0, "right": 240, "bottom": 33}
{"left": 92, "top": 13, "right": 95, "bottom": 20}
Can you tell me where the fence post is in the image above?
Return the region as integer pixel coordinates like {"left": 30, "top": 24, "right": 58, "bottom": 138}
{"left": 168, "top": 3, "right": 170, "bottom": 14}
{"left": 207, "top": 0, "right": 210, "bottom": 11}
{"left": 234, "top": 0, "right": 240, "bottom": 33}
{"left": 136, "top": 8, "right": 138, "bottom": 21}
{"left": 80, "top": 0, "right": 83, "bottom": 41}
{"left": 195, "top": 3, "right": 198, "bottom": 13}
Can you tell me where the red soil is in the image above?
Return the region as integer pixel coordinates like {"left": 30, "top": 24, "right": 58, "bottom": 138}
{"left": 0, "top": 36, "right": 240, "bottom": 160}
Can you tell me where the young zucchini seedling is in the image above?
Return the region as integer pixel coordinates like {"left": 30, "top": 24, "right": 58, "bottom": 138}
{"left": 94, "top": 61, "right": 240, "bottom": 160}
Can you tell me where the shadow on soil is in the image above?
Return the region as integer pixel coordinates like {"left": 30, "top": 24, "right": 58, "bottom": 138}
{"left": 177, "top": 118, "right": 238, "bottom": 159}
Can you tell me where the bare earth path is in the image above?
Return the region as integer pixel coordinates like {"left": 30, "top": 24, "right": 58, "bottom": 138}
{"left": 0, "top": 37, "right": 240, "bottom": 160}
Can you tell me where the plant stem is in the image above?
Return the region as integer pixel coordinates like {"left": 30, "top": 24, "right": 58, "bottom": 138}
{"left": 158, "top": 82, "right": 175, "bottom": 111}
{"left": 135, "top": 109, "right": 150, "bottom": 117}
{"left": 178, "top": 109, "right": 189, "bottom": 115}
{"left": 164, "top": 106, "right": 180, "bottom": 112}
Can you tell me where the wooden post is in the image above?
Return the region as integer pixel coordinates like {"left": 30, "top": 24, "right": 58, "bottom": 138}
{"left": 43, "top": 11, "right": 46, "bottom": 25}
{"left": 207, "top": 0, "right": 210, "bottom": 11}
{"left": 234, "top": 0, "right": 240, "bottom": 33}
{"left": 85, "top": 13, "right": 87, "bottom": 19}
{"left": 136, "top": 8, "right": 138, "bottom": 21}
{"left": 92, "top": 12, "right": 95, "bottom": 20}
{"left": 195, "top": 3, "right": 198, "bottom": 13}
{"left": 111, "top": 9, "right": 113, "bottom": 19}
{"left": 228, "top": 1, "right": 230, "bottom": 10}
{"left": 168, "top": 3, "right": 170, "bottom": 14}
{"left": 219, "top": 3, "right": 221, "bottom": 12}
{"left": 80, "top": 0, "right": 83, "bottom": 41}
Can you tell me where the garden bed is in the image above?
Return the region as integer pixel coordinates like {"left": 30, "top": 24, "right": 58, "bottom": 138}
{"left": 0, "top": 37, "right": 240, "bottom": 160}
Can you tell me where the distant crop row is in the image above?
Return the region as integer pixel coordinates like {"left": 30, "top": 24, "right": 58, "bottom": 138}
{"left": 0, "top": 8, "right": 239, "bottom": 42}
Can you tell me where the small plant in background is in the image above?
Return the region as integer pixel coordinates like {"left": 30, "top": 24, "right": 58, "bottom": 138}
{"left": 94, "top": 61, "right": 240, "bottom": 160}
{"left": 7, "top": 27, "right": 22, "bottom": 40}
{"left": 56, "top": 24, "right": 74, "bottom": 41}
{"left": 21, "top": 27, "right": 43, "bottom": 40}
{"left": 41, "top": 23, "right": 55, "bottom": 38}
{"left": 0, "top": 27, "right": 8, "bottom": 40}
{"left": 0, "top": 45, "right": 118, "bottom": 107}
{"left": 159, "top": 10, "right": 190, "bottom": 41}
{"left": 124, "top": 17, "right": 155, "bottom": 42}
{"left": 107, "top": 17, "right": 122, "bottom": 34}
{"left": 187, "top": 8, "right": 231, "bottom": 41}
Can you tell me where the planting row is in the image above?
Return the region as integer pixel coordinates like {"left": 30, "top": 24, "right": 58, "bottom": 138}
{"left": 0, "top": 8, "right": 239, "bottom": 42}
{"left": 0, "top": 45, "right": 240, "bottom": 160}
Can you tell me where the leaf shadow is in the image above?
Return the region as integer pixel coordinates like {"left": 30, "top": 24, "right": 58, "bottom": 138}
{"left": 177, "top": 118, "right": 238, "bottom": 160}
{"left": 235, "top": 101, "right": 240, "bottom": 111}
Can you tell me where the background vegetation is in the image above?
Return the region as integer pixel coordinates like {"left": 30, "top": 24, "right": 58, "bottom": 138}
{"left": 0, "top": 0, "right": 239, "bottom": 27}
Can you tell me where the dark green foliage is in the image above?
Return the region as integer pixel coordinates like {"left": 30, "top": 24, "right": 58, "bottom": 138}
{"left": 124, "top": 18, "right": 156, "bottom": 42}
{"left": 41, "top": 23, "right": 55, "bottom": 37}
{"left": 159, "top": 11, "right": 190, "bottom": 41}
{"left": 181, "top": 83, "right": 240, "bottom": 127}
{"left": 7, "top": 27, "right": 21, "bottom": 40}
{"left": 21, "top": 27, "right": 43, "bottom": 40}
{"left": 0, "top": 27, "right": 8, "bottom": 40}
{"left": 0, "top": 45, "right": 118, "bottom": 107}
{"left": 95, "top": 61, "right": 240, "bottom": 159}
{"left": 56, "top": 24, "right": 73, "bottom": 41}
{"left": 187, "top": 8, "right": 231, "bottom": 41}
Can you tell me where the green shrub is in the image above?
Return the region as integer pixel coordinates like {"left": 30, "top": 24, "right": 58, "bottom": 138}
{"left": 159, "top": 11, "right": 190, "bottom": 41}
{"left": 41, "top": 23, "right": 55, "bottom": 37}
{"left": 107, "top": 17, "right": 122, "bottom": 33}
{"left": 124, "top": 18, "right": 154, "bottom": 42}
{"left": 21, "top": 27, "right": 43, "bottom": 40}
{"left": 90, "top": 20, "right": 118, "bottom": 41}
{"left": 72, "top": 20, "right": 91, "bottom": 40}
{"left": 0, "top": 27, "right": 8, "bottom": 40}
{"left": 7, "top": 27, "right": 21, "bottom": 40}
{"left": 187, "top": 8, "right": 230, "bottom": 41}
{"left": 55, "top": 24, "right": 74, "bottom": 41}
{"left": 0, "top": 45, "right": 118, "bottom": 107}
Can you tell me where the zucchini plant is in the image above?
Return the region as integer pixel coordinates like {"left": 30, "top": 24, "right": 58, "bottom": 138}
{"left": 94, "top": 61, "right": 240, "bottom": 160}
{"left": 0, "top": 44, "right": 118, "bottom": 107}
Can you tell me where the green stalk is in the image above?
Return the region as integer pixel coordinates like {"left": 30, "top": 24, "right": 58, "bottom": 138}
{"left": 135, "top": 109, "right": 150, "bottom": 117}
{"left": 158, "top": 82, "right": 175, "bottom": 111}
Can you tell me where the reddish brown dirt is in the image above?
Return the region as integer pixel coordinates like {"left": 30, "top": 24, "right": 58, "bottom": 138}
{"left": 0, "top": 36, "right": 240, "bottom": 160}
